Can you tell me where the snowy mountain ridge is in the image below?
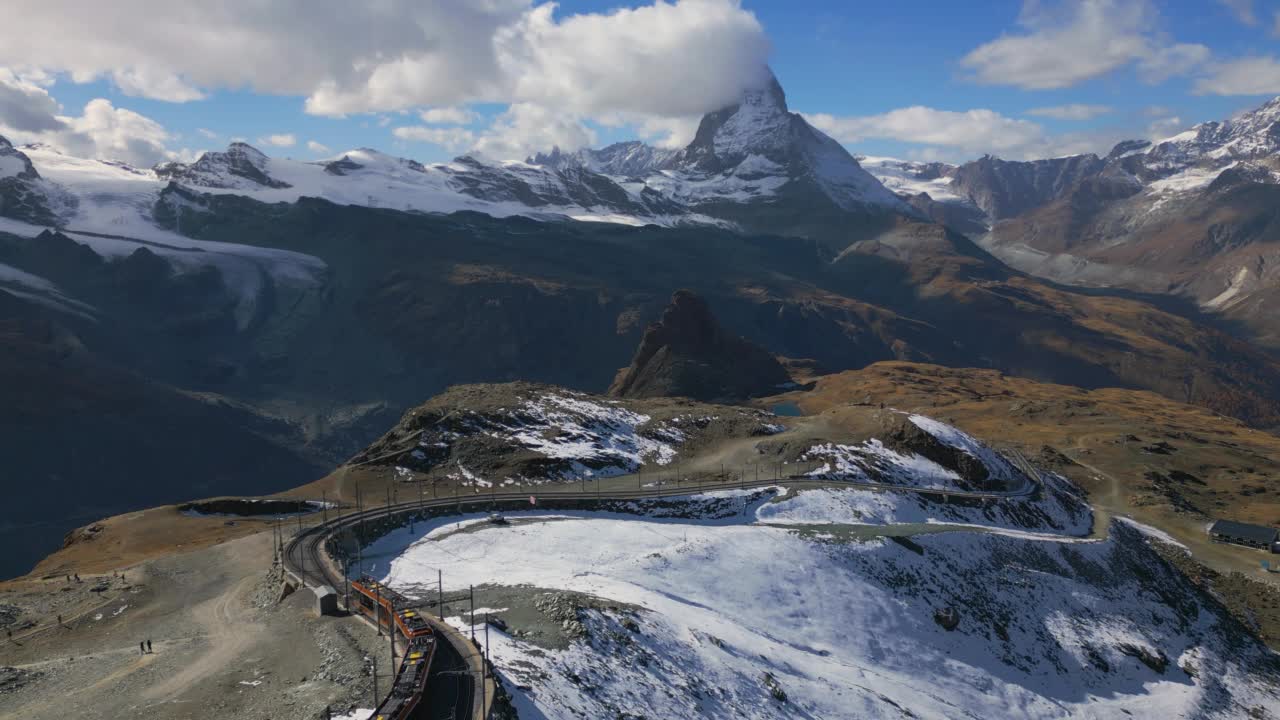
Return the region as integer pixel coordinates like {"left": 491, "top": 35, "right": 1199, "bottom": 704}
{"left": 0, "top": 72, "right": 914, "bottom": 246}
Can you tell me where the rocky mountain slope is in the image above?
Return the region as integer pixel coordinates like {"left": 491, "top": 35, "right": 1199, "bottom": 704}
{"left": 859, "top": 96, "right": 1280, "bottom": 350}
{"left": 0, "top": 285, "right": 325, "bottom": 579}
{"left": 349, "top": 382, "right": 780, "bottom": 486}
{"left": 608, "top": 289, "right": 791, "bottom": 402}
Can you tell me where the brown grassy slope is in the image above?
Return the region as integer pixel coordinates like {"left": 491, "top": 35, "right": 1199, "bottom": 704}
{"left": 770, "top": 361, "right": 1280, "bottom": 526}
{"left": 836, "top": 222, "right": 1280, "bottom": 429}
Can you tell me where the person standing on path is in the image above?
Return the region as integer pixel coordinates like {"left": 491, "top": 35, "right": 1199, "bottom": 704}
{"left": 146, "top": 639, "right": 152, "bottom": 653}
{"left": 139, "top": 641, "right": 145, "bottom": 655}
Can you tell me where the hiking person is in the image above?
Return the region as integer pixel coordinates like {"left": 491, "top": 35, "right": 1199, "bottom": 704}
{"left": 147, "top": 639, "right": 152, "bottom": 653}
{"left": 139, "top": 641, "right": 145, "bottom": 655}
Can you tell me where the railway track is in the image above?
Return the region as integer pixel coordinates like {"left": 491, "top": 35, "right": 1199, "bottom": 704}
{"left": 283, "top": 466, "right": 1039, "bottom": 719}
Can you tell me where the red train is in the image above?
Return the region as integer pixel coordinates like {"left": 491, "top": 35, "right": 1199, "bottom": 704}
{"left": 350, "top": 576, "right": 438, "bottom": 720}
{"left": 350, "top": 576, "right": 436, "bottom": 639}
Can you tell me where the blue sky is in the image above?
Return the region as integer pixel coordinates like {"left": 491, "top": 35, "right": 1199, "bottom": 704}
{"left": 3, "top": 0, "right": 1280, "bottom": 166}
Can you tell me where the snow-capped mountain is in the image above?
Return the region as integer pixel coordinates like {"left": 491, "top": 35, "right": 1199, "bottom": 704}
{"left": 0, "top": 138, "right": 62, "bottom": 226}
{"left": 0, "top": 72, "right": 913, "bottom": 250}
{"left": 896, "top": 94, "right": 1280, "bottom": 352}
{"left": 650, "top": 73, "right": 911, "bottom": 214}
{"left": 527, "top": 141, "right": 679, "bottom": 177}
{"left": 155, "top": 141, "right": 292, "bottom": 190}
{"left": 1126, "top": 96, "right": 1280, "bottom": 182}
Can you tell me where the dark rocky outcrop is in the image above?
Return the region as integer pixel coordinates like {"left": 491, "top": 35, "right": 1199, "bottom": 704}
{"left": 609, "top": 290, "right": 790, "bottom": 402}
{"left": 950, "top": 154, "right": 1105, "bottom": 220}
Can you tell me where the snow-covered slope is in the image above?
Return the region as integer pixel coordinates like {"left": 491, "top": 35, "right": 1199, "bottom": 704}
{"left": 858, "top": 156, "right": 964, "bottom": 202}
{"left": 362, "top": 488, "right": 1277, "bottom": 720}
{"left": 156, "top": 146, "right": 698, "bottom": 226}
{"left": 800, "top": 412, "right": 1027, "bottom": 491}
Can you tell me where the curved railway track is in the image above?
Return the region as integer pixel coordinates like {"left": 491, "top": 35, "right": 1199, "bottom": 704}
{"left": 284, "top": 468, "right": 1040, "bottom": 719}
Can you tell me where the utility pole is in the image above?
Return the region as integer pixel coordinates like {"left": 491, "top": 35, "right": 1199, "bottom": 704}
{"left": 370, "top": 656, "right": 378, "bottom": 709}
{"left": 437, "top": 570, "right": 444, "bottom": 620}
{"left": 470, "top": 584, "right": 476, "bottom": 641}
{"left": 389, "top": 598, "right": 396, "bottom": 667}
{"left": 322, "top": 491, "right": 328, "bottom": 524}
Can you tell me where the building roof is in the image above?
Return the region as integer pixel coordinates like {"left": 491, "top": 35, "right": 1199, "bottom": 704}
{"left": 1210, "top": 519, "right": 1279, "bottom": 544}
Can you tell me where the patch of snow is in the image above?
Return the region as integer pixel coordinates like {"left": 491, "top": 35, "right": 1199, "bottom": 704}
{"left": 327, "top": 710, "right": 373, "bottom": 720}
{"left": 1204, "top": 266, "right": 1251, "bottom": 309}
{"left": 1116, "top": 517, "right": 1189, "bottom": 552}
{"left": 908, "top": 414, "right": 1022, "bottom": 485}
{"left": 1147, "top": 164, "right": 1232, "bottom": 195}
{"left": 861, "top": 157, "right": 963, "bottom": 202}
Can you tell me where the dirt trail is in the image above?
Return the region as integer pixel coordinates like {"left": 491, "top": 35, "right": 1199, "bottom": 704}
{"left": 1062, "top": 448, "right": 1122, "bottom": 539}
{"left": 141, "top": 574, "right": 262, "bottom": 703}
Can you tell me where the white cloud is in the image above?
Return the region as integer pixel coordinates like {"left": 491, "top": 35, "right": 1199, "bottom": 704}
{"left": 806, "top": 107, "right": 1045, "bottom": 157}
{"left": 418, "top": 107, "right": 479, "bottom": 125}
{"left": 0, "top": 69, "right": 65, "bottom": 133}
{"left": 960, "top": 0, "right": 1208, "bottom": 89}
{"left": 257, "top": 133, "right": 296, "bottom": 148}
{"left": 635, "top": 115, "right": 701, "bottom": 149}
{"left": 307, "top": 140, "right": 331, "bottom": 154}
{"left": 1025, "top": 104, "right": 1112, "bottom": 120}
{"left": 0, "top": 1, "right": 768, "bottom": 130}
{"left": 1193, "top": 56, "right": 1280, "bottom": 95}
{"left": 1218, "top": 0, "right": 1257, "bottom": 25}
{"left": 196, "top": 127, "right": 218, "bottom": 139}
{"left": 47, "top": 99, "right": 173, "bottom": 166}
{"left": 1137, "top": 43, "right": 1212, "bottom": 84}
{"left": 110, "top": 67, "right": 206, "bottom": 102}
{"left": 1146, "top": 115, "right": 1185, "bottom": 140}
{"left": 392, "top": 125, "right": 477, "bottom": 153}
{"left": 0, "top": 70, "right": 176, "bottom": 166}
{"left": 803, "top": 104, "right": 1155, "bottom": 162}
{"left": 470, "top": 103, "right": 597, "bottom": 160}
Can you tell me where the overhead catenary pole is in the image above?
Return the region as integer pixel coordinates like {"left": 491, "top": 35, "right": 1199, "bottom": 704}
{"left": 470, "top": 584, "right": 476, "bottom": 641}
{"left": 437, "top": 570, "right": 444, "bottom": 620}
{"left": 371, "top": 655, "right": 378, "bottom": 709}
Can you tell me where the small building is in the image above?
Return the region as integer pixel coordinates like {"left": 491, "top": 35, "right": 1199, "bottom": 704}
{"left": 313, "top": 585, "right": 339, "bottom": 616}
{"left": 1209, "top": 519, "right": 1280, "bottom": 552}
